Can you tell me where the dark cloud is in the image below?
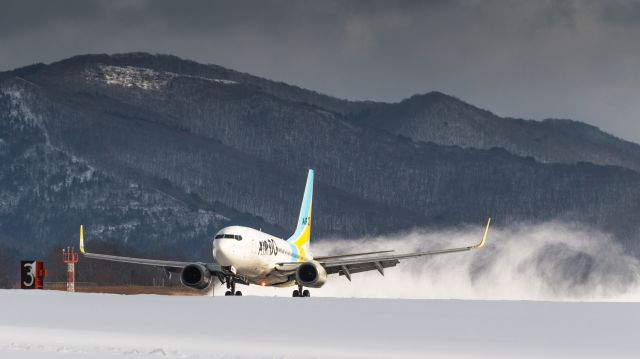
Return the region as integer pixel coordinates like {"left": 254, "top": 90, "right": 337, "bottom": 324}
{"left": 599, "top": 1, "right": 640, "bottom": 25}
{"left": 1, "top": 0, "right": 639, "bottom": 142}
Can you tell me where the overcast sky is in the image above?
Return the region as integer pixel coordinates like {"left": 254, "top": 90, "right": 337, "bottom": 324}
{"left": 1, "top": 0, "right": 639, "bottom": 142}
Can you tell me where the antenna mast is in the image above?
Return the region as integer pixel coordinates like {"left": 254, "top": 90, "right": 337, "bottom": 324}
{"left": 62, "top": 247, "right": 79, "bottom": 292}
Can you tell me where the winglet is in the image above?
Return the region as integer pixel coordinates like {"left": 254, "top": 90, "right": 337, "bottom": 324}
{"left": 79, "top": 224, "right": 86, "bottom": 254}
{"left": 475, "top": 218, "right": 491, "bottom": 249}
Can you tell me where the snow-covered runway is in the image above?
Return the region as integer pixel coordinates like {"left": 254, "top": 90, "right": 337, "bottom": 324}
{"left": 1, "top": 290, "right": 638, "bottom": 358}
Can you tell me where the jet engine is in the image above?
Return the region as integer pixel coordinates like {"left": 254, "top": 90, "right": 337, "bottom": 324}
{"left": 180, "top": 264, "right": 212, "bottom": 289}
{"left": 295, "top": 261, "right": 327, "bottom": 288}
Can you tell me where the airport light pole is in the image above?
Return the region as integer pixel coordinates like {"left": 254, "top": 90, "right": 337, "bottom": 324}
{"left": 62, "top": 247, "right": 79, "bottom": 292}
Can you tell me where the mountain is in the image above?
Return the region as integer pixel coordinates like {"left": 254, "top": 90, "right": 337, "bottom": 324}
{"left": 350, "top": 92, "right": 640, "bottom": 172}
{"left": 2, "top": 53, "right": 640, "bottom": 284}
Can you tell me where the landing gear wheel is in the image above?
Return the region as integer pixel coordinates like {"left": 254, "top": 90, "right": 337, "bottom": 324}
{"left": 224, "top": 276, "right": 238, "bottom": 296}
{"left": 292, "top": 290, "right": 300, "bottom": 297}
{"left": 302, "top": 289, "right": 310, "bottom": 297}
{"left": 235, "top": 291, "right": 243, "bottom": 296}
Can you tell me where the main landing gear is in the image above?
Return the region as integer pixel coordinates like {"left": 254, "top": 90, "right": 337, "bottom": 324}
{"left": 224, "top": 278, "right": 242, "bottom": 296}
{"left": 292, "top": 284, "right": 310, "bottom": 297}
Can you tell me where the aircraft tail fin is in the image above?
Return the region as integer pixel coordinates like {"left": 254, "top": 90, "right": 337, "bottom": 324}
{"left": 287, "top": 169, "right": 314, "bottom": 260}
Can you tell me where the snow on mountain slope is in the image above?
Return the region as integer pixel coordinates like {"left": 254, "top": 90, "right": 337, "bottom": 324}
{"left": 84, "top": 64, "right": 239, "bottom": 91}
{"left": 0, "top": 290, "right": 638, "bottom": 359}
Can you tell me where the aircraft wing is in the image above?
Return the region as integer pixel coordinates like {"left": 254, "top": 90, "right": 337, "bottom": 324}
{"left": 313, "top": 250, "right": 395, "bottom": 261}
{"left": 78, "top": 225, "right": 223, "bottom": 274}
{"left": 301, "top": 218, "right": 491, "bottom": 280}
{"left": 82, "top": 252, "right": 193, "bottom": 269}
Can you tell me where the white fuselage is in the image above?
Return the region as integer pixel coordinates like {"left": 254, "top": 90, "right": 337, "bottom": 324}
{"left": 212, "top": 226, "right": 312, "bottom": 287}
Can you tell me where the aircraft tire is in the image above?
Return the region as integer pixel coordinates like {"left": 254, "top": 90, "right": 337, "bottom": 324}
{"left": 292, "top": 290, "right": 300, "bottom": 297}
{"left": 302, "top": 290, "right": 310, "bottom": 297}
{"left": 235, "top": 291, "right": 242, "bottom": 296}
{"left": 225, "top": 291, "right": 232, "bottom": 296}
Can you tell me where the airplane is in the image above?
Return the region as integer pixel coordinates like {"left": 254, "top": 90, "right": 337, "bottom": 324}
{"left": 79, "top": 169, "right": 491, "bottom": 297}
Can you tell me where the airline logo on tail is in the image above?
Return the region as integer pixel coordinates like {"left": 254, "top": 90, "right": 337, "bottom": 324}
{"left": 287, "top": 169, "right": 314, "bottom": 262}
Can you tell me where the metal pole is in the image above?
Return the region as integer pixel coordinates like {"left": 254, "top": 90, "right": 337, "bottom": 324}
{"left": 67, "top": 262, "right": 75, "bottom": 292}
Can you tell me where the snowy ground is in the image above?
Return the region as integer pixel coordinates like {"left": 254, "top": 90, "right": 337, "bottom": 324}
{"left": 1, "top": 290, "right": 639, "bottom": 358}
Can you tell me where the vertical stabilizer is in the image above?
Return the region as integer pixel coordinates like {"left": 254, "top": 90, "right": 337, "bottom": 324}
{"left": 287, "top": 169, "right": 314, "bottom": 261}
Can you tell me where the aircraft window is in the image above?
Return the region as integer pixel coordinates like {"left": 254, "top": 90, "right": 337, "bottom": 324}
{"left": 218, "top": 234, "right": 243, "bottom": 240}
{"left": 214, "top": 234, "right": 242, "bottom": 241}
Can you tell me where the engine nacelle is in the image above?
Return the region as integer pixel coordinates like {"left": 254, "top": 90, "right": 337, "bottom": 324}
{"left": 180, "top": 264, "right": 212, "bottom": 289}
{"left": 295, "top": 261, "right": 327, "bottom": 288}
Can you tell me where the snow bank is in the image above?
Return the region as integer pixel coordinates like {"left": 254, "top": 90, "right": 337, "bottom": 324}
{"left": 1, "top": 290, "right": 639, "bottom": 358}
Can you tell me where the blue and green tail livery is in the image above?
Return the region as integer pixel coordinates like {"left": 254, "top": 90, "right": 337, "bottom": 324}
{"left": 287, "top": 169, "right": 314, "bottom": 261}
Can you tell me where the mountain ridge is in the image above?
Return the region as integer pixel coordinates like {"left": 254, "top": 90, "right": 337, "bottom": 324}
{"left": 349, "top": 91, "right": 640, "bottom": 172}
{"left": 6, "top": 53, "right": 640, "bottom": 174}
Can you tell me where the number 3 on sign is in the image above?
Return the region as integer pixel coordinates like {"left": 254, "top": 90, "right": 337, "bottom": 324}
{"left": 23, "top": 262, "right": 35, "bottom": 287}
